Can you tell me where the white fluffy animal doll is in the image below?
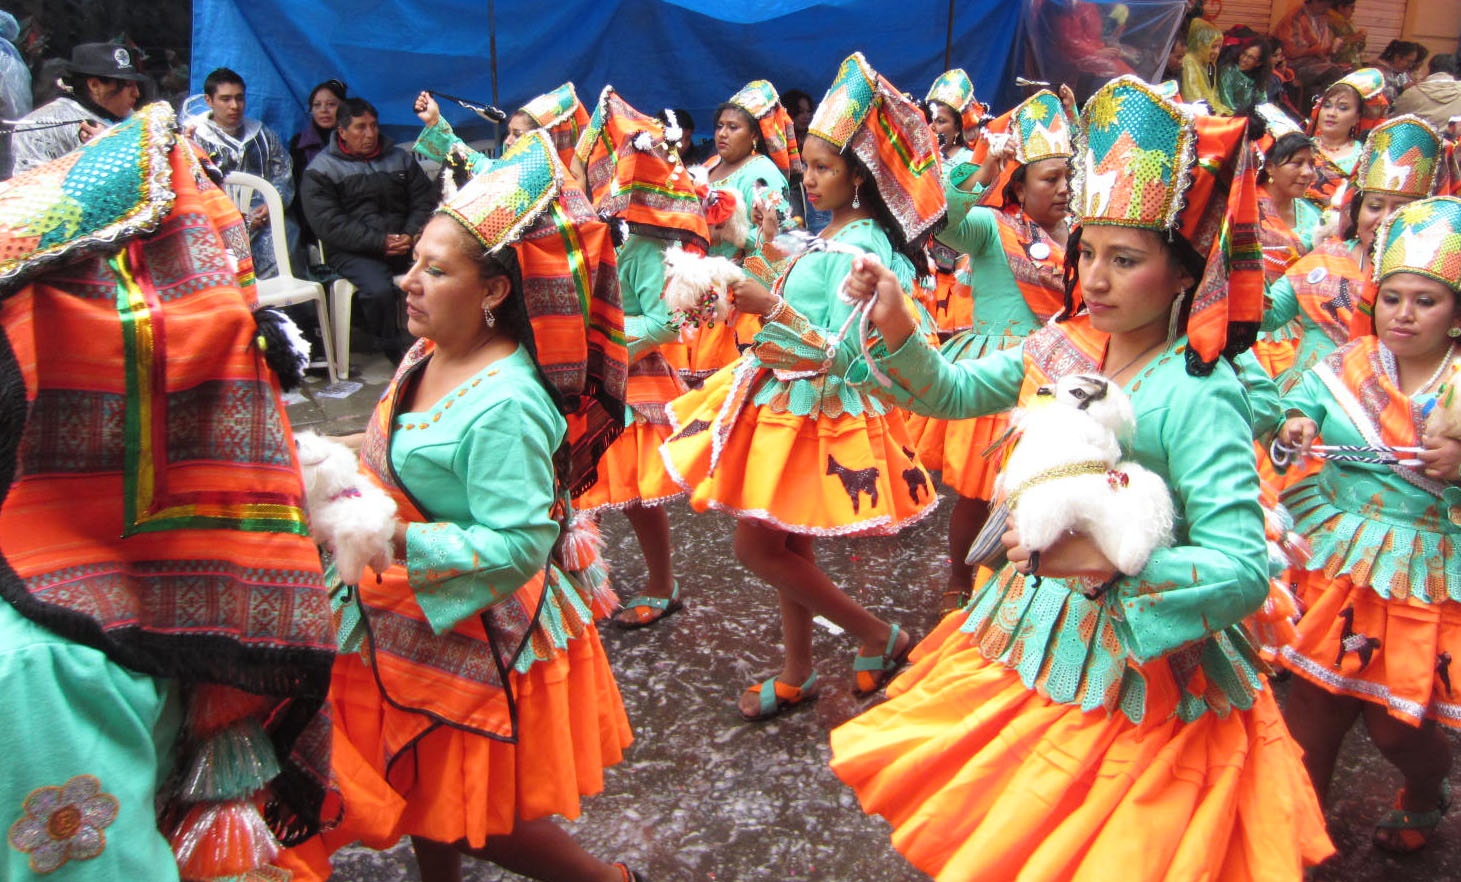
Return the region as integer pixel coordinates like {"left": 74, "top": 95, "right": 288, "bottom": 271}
{"left": 294, "top": 431, "right": 398, "bottom": 586}
{"left": 970, "top": 374, "right": 1175, "bottom": 589}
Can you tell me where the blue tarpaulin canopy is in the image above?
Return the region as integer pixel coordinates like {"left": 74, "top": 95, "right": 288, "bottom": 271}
{"left": 191, "top": 0, "right": 1024, "bottom": 146}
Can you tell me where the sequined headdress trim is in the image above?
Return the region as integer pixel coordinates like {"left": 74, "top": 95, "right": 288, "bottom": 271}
{"left": 1010, "top": 90, "right": 1074, "bottom": 166}
{"left": 0, "top": 101, "right": 177, "bottom": 292}
{"left": 807, "top": 52, "right": 946, "bottom": 245}
{"left": 519, "top": 82, "right": 590, "bottom": 169}
{"left": 1308, "top": 67, "right": 1390, "bottom": 136}
{"left": 1356, "top": 114, "right": 1443, "bottom": 199}
{"left": 926, "top": 68, "right": 985, "bottom": 133}
{"left": 1371, "top": 195, "right": 1461, "bottom": 290}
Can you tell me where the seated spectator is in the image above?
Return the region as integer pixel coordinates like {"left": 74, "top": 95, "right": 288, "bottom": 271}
{"left": 301, "top": 97, "right": 435, "bottom": 362}
{"left": 1374, "top": 40, "right": 1425, "bottom": 102}
{"left": 0, "top": 12, "right": 32, "bottom": 179}
{"left": 190, "top": 67, "right": 295, "bottom": 279}
{"left": 1267, "top": 39, "right": 1305, "bottom": 118}
{"left": 1181, "top": 18, "right": 1230, "bottom": 114}
{"left": 12, "top": 43, "right": 143, "bottom": 174}
{"left": 1217, "top": 35, "right": 1271, "bottom": 115}
{"left": 289, "top": 78, "right": 346, "bottom": 247}
{"left": 1325, "top": 0, "right": 1366, "bottom": 68}
{"left": 1392, "top": 53, "right": 1461, "bottom": 134}
{"left": 1276, "top": 0, "right": 1348, "bottom": 100}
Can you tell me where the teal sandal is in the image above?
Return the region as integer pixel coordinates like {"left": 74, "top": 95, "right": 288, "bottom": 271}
{"left": 1374, "top": 778, "right": 1452, "bottom": 853}
{"left": 613, "top": 579, "right": 683, "bottom": 630}
{"left": 853, "top": 624, "right": 913, "bottom": 695}
{"left": 739, "top": 672, "right": 820, "bottom": 722}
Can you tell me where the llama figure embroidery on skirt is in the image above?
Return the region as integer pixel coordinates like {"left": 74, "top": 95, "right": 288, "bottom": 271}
{"left": 967, "top": 374, "right": 1175, "bottom": 593}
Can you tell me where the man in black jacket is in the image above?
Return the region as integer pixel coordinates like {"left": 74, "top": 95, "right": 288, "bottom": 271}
{"left": 301, "top": 97, "right": 435, "bottom": 362}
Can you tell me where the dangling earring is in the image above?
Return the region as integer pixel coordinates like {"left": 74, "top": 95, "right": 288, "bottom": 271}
{"left": 1166, "top": 291, "right": 1185, "bottom": 344}
{"left": 483, "top": 303, "right": 496, "bottom": 328}
{"left": 1448, "top": 327, "right": 1460, "bottom": 338}
{"left": 851, "top": 185, "right": 861, "bottom": 210}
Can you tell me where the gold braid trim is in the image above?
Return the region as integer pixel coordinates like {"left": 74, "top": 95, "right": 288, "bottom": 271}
{"left": 1007, "top": 460, "right": 1111, "bottom": 509}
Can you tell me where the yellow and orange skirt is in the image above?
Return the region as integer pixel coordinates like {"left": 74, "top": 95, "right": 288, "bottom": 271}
{"left": 1278, "top": 574, "right": 1461, "bottom": 729}
{"left": 660, "top": 367, "right": 937, "bottom": 536}
{"left": 677, "top": 312, "right": 762, "bottom": 386}
{"left": 830, "top": 614, "right": 1334, "bottom": 882}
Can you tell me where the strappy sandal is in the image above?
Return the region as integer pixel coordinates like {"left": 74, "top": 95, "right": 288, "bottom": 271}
{"left": 613, "top": 862, "right": 646, "bottom": 882}
{"left": 1374, "top": 778, "right": 1452, "bottom": 853}
{"left": 613, "top": 579, "right": 683, "bottom": 630}
{"left": 739, "top": 672, "right": 820, "bottom": 722}
{"left": 853, "top": 624, "right": 913, "bottom": 695}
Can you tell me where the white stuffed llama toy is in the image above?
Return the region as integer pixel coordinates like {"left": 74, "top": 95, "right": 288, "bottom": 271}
{"left": 294, "top": 431, "right": 398, "bottom": 586}
{"left": 969, "top": 374, "right": 1175, "bottom": 590}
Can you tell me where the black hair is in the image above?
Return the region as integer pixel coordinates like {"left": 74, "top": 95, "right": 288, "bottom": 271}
{"left": 1258, "top": 132, "right": 1314, "bottom": 184}
{"left": 1430, "top": 54, "right": 1458, "bottom": 78}
{"left": 1001, "top": 158, "right": 1071, "bottom": 214}
{"left": 782, "top": 89, "right": 814, "bottom": 116}
{"left": 842, "top": 147, "right": 942, "bottom": 282}
{"left": 336, "top": 97, "right": 378, "bottom": 130}
{"left": 308, "top": 78, "right": 347, "bottom": 106}
{"left": 1058, "top": 225, "right": 1251, "bottom": 376}
{"left": 928, "top": 99, "right": 965, "bottom": 147}
{"left": 713, "top": 103, "right": 766, "bottom": 155}
{"left": 203, "top": 67, "right": 245, "bottom": 97}
{"left": 1379, "top": 39, "right": 1417, "bottom": 63}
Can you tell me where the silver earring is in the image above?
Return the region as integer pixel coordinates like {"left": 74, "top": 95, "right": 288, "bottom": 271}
{"left": 1448, "top": 327, "right": 1460, "bottom": 338}
{"left": 483, "top": 304, "right": 496, "bottom": 328}
{"left": 851, "top": 188, "right": 861, "bottom": 210}
{"left": 1166, "top": 293, "right": 1185, "bottom": 343}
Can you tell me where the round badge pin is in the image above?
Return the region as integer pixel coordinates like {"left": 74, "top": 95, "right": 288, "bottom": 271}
{"left": 1306, "top": 266, "right": 1327, "bottom": 284}
{"left": 1029, "top": 242, "right": 1051, "bottom": 261}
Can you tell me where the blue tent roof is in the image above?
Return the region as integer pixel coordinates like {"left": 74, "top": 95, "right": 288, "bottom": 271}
{"left": 191, "top": 0, "right": 1023, "bottom": 146}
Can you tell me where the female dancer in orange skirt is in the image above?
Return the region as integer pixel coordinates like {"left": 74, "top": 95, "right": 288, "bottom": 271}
{"left": 661, "top": 53, "right": 942, "bottom": 721}
{"left": 681, "top": 80, "right": 802, "bottom": 385}
{"left": 1273, "top": 195, "right": 1461, "bottom": 853}
{"left": 829, "top": 76, "right": 1332, "bottom": 882}
{"left": 286, "top": 130, "right": 639, "bottom": 882}
{"left": 915, "top": 89, "right": 1074, "bottom": 612}
{"left": 1252, "top": 131, "right": 1321, "bottom": 377}
{"left": 921, "top": 68, "right": 984, "bottom": 336}
{"left": 574, "top": 87, "right": 711, "bottom": 627}
{"left": 1263, "top": 114, "right": 1445, "bottom": 393}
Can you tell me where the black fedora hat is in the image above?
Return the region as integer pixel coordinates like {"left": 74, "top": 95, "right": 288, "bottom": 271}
{"left": 68, "top": 43, "right": 146, "bottom": 82}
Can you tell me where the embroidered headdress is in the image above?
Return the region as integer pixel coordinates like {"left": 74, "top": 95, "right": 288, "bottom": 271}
{"left": 808, "top": 52, "right": 946, "bottom": 245}
{"left": 576, "top": 86, "right": 709, "bottom": 253}
{"left": 444, "top": 129, "right": 629, "bottom": 492}
{"left": 1356, "top": 114, "right": 1444, "bottom": 199}
{"left": 926, "top": 68, "right": 986, "bottom": 135}
{"left": 726, "top": 79, "right": 802, "bottom": 176}
{"left": 975, "top": 89, "right": 1077, "bottom": 209}
{"left": 519, "top": 82, "right": 590, "bottom": 168}
{"left": 1373, "top": 196, "right": 1461, "bottom": 289}
{"left": 1070, "top": 75, "right": 1263, "bottom": 373}
{"left": 1309, "top": 67, "right": 1390, "bottom": 137}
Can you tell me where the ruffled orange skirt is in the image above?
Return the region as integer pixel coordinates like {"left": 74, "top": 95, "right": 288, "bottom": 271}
{"left": 925, "top": 411, "right": 1006, "bottom": 501}
{"left": 661, "top": 369, "right": 937, "bottom": 536}
{"left": 926, "top": 266, "right": 973, "bottom": 336}
{"left": 574, "top": 417, "right": 684, "bottom": 512}
{"left": 829, "top": 614, "right": 1333, "bottom": 882}
{"left": 281, "top": 626, "right": 632, "bottom": 877}
{"left": 1278, "top": 574, "right": 1461, "bottom": 729}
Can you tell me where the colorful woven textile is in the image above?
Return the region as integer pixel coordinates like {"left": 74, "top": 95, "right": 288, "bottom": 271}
{"left": 442, "top": 129, "right": 629, "bottom": 495}
{"left": 808, "top": 52, "right": 946, "bottom": 246}
{"left": 520, "top": 82, "right": 591, "bottom": 168}
{"left": 577, "top": 86, "right": 709, "bottom": 253}
{"left": 1072, "top": 75, "right": 1262, "bottom": 370}
{"left": 1356, "top": 114, "right": 1444, "bottom": 199}
{"left": 926, "top": 68, "right": 986, "bottom": 133}
{"left": 0, "top": 105, "right": 334, "bottom": 840}
{"left": 727, "top": 79, "right": 803, "bottom": 177}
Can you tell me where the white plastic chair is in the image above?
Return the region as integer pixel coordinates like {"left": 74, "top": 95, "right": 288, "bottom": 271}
{"left": 312, "top": 242, "right": 358, "bottom": 381}
{"left": 222, "top": 172, "right": 340, "bottom": 383}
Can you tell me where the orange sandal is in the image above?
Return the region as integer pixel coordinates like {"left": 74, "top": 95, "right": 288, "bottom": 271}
{"left": 1374, "top": 780, "right": 1451, "bottom": 853}
{"left": 739, "top": 673, "right": 819, "bottom": 722}
{"left": 852, "top": 624, "right": 913, "bottom": 695}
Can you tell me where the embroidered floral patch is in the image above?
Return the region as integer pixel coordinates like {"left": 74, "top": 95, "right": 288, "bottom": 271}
{"left": 8, "top": 775, "right": 119, "bottom": 874}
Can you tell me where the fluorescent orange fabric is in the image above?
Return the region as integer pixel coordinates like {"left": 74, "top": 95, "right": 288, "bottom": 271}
{"left": 1280, "top": 576, "right": 1461, "bottom": 729}
{"left": 573, "top": 418, "right": 684, "bottom": 511}
{"left": 830, "top": 615, "right": 1334, "bottom": 882}
{"left": 678, "top": 311, "right": 761, "bottom": 383}
{"left": 661, "top": 367, "right": 936, "bottom": 536}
